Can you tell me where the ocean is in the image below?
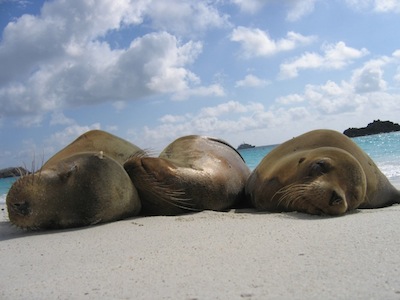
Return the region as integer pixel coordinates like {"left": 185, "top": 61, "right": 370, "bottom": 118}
{"left": 1, "top": 131, "right": 400, "bottom": 204}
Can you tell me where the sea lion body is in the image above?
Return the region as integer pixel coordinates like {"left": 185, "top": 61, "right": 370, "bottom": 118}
{"left": 246, "top": 129, "right": 400, "bottom": 215}
{"left": 42, "top": 129, "right": 140, "bottom": 167}
{"left": 7, "top": 130, "right": 142, "bottom": 229}
{"left": 124, "top": 135, "right": 250, "bottom": 215}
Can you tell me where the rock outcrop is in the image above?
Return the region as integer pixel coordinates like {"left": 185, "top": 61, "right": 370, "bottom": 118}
{"left": 343, "top": 120, "right": 400, "bottom": 137}
{"left": 0, "top": 167, "right": 30, "bottom": 179}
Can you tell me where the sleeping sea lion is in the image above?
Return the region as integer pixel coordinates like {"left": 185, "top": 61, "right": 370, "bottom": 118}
{"left": 123, "top": 135, "right": 250, "bottom": 215}
{"left": 245, "top": 129, "right": 400, "bottom": 215}
{"left": 6, "top": 130, "right": 142, "bottom": 229}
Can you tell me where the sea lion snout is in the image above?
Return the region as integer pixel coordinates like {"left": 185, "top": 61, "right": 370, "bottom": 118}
{"left": 310, "top": 181, "right": 348, "bottom": 215}
{"left": 329, "top": 191, "right": 344, "bottom": 206}
{"left": 9, "top": 201, "right": 31, "bottom": 216}
{"left": 329, "top": 190, "right": 344, "bottom": 206}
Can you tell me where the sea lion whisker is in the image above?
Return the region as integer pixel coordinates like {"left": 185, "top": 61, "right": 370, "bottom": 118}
{"left": 21, "top": 162, "right": 28, "bottom": 177}
{"left": 127, "top": 149, "right": 149, "bottom": 160}
{"left": 142, "top": 148, "right": 158, "bottom": 157}
{"left": 136, "top": 174, "right": 198, "bottom": 211}
{"left": 156, "top": 191, "right": 197, "bottom": 209}
{"left": 275, "top": 183, "right": 310, "bottom": 209}
{"left": 146, "top": 186, "right": 198, "bottom": 211}
{"left": 273, "top": 182, "right": 307, "bottom": 201}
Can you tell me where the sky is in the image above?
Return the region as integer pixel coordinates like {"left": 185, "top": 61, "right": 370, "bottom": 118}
{"left": 1, "top": 0, "right": 400, "bottom": 169}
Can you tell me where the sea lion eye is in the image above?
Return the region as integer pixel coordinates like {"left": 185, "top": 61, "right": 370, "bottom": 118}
{"left": 309, "top": 160, "right": 330, "bottom": 176}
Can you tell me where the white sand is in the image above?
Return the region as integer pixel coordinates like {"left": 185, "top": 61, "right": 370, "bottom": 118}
{"left": 1, "top": 199, "right": 400, "bottom": 300}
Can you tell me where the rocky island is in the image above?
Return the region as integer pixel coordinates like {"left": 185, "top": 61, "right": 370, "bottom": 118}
{"left": 0, "top": 167, "right": 30, "bottom": 179}
{"left": 343, "top": 120, "right": 400, "bottom": 137}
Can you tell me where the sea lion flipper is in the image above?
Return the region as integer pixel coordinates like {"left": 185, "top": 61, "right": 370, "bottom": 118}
{"left": 124, "top": 157, "right": 199, "bottom": 215}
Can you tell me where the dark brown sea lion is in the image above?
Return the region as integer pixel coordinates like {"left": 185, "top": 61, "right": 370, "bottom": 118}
{"left": 123, "top": 135, "right": 250, "bottom": 215}
{"left": 245, "top": 129, "right": 400, "bottom": 215}
{"left": 6, "top": 130, "right": 142, "bottom": 229}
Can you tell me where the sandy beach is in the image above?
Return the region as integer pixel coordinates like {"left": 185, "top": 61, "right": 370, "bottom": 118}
{"left": 1, "top": 191, "right": 400, "bottom": 300}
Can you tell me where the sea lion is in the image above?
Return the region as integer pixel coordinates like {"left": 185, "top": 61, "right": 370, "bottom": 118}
{"left": 6, "top": 130, "right": 142, "bottom": 229}
{"left": 123, "top": 135, "right": 251, "bottom": 215}
{"left": 245, "top": 129, "right": 400, "bottom": 215}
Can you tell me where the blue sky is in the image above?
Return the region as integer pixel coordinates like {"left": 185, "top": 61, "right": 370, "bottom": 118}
{"left": 1, "top": 0, "right": 400, "bottom": 169}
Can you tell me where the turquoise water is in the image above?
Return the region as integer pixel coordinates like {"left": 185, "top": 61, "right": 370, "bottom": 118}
{"left": 1, "top": 132, "right": 400, "bottom": 204}
{"left": 0, "top": 177, "right": 18, "bottom": 204}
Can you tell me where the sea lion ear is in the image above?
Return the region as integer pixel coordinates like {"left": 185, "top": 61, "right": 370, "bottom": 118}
{"left": 97, "top": 151, "right": 104, "bottom": 159}
{"left": 58, "top": 164, "right": 78, "bottom": 181}
{"left": 298, "top": 157, "right": 306, "bottom": 164}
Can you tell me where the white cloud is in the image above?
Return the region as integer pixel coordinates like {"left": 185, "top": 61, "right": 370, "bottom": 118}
{"left": 375, "top": 0, "right": 400, "bottom": 12}
{"left": 140, "top": 100, "right": 268, "bottom": 145}
{"left": 230, "top": 27, "right": 316, "bottom": 58}
{"left": 1, "top": 28, "right": 206, "bottom": 117}
{"left": 0, "top": 0, "right": 232, "bottom": 124}
{"left": 14, "top": 114, "right": 45, "bottom": 128}
{"left": 392, "top": 49, "right": 400, "bottom": 58}
{"left": 0, "top": 0, "right": 145, "bottom": 85}
{"left": 44, "top": 58, "right": 400, "bottom": 153}
{"left": 278, "top": 70, "right": 400, "bottom": 118}
{"left": 46, "top": 124, "right": 101, "bottom": 148}
{"left": 394, "top": 67, "right": 400, "bottom": 84}
{"left": 279, "top": 41, "right": 369, "bottom": 79}
{"left": 235, "top": 74, "right": 270, "bottom": 88}
{"left": 172, "top": 84, "right": 225, "bottom": 101}
{"left": 112, "top": 101, "right": 127, "bottom": 112}
{"left": 303, "top": 81, "right": 357, "bottom": 114}
{"left": 286, "top": 0, "right": 319, "bottom": 21}
{"left": 199, "top": 100, "right": 262, "bottom": 117}
{"left": 345, "top": 0, "right": 400, "bottom": 12}
{"left": 231, "top": 0, "right": 319, "bottom": 20}
{"left": 105, "top": 125, "right": 118, "bottom": 132}
{"left": 159, "top": 114, "right": 188, "bottom": 123}
{"left": 50, "top": 112, "right": 76, "bottom": 126}
{"left": 276, "top": 93, "right": 305, "bottom": 105}
{"left": 351, "top": 58, "right": 390, "bottom": 93}
{"left": 322, "top": 42, "right": 369, "bottom": 68}
{"left": 231, "top": 0, "right": 266, "bottom": 13}
{"left": 136, "top": 99, "right": 319, "bottom": 151}
{"left": 146, "top": 0, "right": 231, "bottom": 36}
{"left": 23, "top": 60, "right": 400, "bottom": 160}
{"left": 279, "top": 52, "right": 324, "bottom": 79}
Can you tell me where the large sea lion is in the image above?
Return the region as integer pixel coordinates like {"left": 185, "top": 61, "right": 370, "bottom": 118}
{"left": 6, "top": 130, "right": 142, "bottom": 229}
{"left": 245, "top": 129, "right": 400, "bottom": 215}
{"left": 123, "top": 135, "right": 250, "bottom": 215}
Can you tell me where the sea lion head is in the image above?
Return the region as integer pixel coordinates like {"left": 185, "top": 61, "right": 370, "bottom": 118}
{"left": 261, "top": 147, "right": 367, "bottom": 215}
{"left": 6, "top": 152, "right": 139, "bottom": 230}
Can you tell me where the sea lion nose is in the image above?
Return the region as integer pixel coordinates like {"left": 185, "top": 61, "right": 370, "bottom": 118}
{"left": 12, "top": 201, "right": 31, "bottom": 216}
{"left": 329, "top": 191, "right": 343, "bottom": 206}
